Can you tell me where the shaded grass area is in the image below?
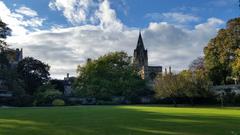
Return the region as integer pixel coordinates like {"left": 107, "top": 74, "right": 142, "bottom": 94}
{"left": 0, "top": 106, "right": 240, "bottom": 135}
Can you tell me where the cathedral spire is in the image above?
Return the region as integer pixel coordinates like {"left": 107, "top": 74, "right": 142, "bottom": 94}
{"left": 137, "top": 30, "right": 145, "bottom": 49}
{"left": 133, "top": 30, "right": 148, "bottom": 68}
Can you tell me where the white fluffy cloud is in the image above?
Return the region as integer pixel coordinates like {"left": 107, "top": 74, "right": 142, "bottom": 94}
{"left": 2, "top": 0, "right": 225, "bottom": 79}
{"left": 96, "top": 0, "right": 123, "bottom": 31}
{"left": 49, "top": 0, "right": 123, "bottom": 31}
{"left": 0, "top": 1, "right": 44, "bottom": 35}
{"left": 49, "top": 0, "right": 98, "bottom": 25}
{"left": 15, "top": 6, "right": 38, "bottom": 17}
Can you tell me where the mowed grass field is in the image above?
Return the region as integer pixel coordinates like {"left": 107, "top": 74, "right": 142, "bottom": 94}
{"left": 0, "top": 106, "right": 240, "bottom": 135}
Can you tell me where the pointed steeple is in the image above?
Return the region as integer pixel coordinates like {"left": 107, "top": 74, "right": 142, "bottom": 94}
{"left": 133, "top": 30, "right": 148, "bottom": 68}
{"left": 137, "top": 30, "right": 145, "bottom": 49}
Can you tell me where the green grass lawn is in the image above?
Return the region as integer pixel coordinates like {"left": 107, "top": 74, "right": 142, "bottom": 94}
{"left": 0, "top": 106, "right": 240, "bottom": 135}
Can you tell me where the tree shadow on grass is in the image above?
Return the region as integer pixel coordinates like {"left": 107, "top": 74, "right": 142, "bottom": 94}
{"left": 115, "top": 106, "right": 240, "bottom": 135}
{"left": 0, "top": 106, "right": 239, "bottom": 135}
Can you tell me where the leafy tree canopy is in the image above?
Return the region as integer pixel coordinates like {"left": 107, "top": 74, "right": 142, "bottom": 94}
{"left": 204, "top": 17, "right": 240, "bottom": 85}
{"left": 0, "top": 19, "right": 11, "bottom": 49}
{"left": 155, "top": 68, "right": 212, "bottom": 106}
{"left": 74, "top": 51, "right": 147, "bottom": 102}
{"left": 17, "top": 57, "right": 50, "bottom": 95}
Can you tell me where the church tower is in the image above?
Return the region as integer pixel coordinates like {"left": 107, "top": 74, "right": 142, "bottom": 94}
{"left": 133, "top": 32, "right": 148, "bottom": 70}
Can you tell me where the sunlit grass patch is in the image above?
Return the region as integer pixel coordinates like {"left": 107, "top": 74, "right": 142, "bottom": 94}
{"left": 0, "top": 106, "right": 240, "bottom": 135}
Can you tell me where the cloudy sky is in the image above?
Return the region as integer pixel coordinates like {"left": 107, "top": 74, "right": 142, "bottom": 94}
{"left": 0, "top": 0, "right": 239, "bottom": 79}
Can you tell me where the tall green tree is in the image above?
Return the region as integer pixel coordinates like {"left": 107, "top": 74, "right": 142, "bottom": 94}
{"left": 74, "top": 51, "right": 147, "bottom": 102}
{"left": 0, "top": 19, "right": 11, "bottom": 49}
{"left": 154, "top": 73, "right": 185, "bottom": 107}
{"left": 188, "top": 57, "right": 212, "bottom": 98}
{"left": 0, "top": 19, "right": 11, "bottom": 69}
{"left": 204, "top": 18, "right": 240, "bottom": 85}
{"left": 179, "top": 70, "right": 212, "bottom": 104}
{"left": 17, "top": 57, "right": 50, "bottom": 95}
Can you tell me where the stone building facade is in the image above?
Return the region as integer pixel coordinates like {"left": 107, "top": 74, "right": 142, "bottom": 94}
{"left": 4, "top": 48, "right": 23, "bottom": 68}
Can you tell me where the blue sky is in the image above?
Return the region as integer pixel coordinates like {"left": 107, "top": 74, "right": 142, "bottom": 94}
{"left": 2, "top": 0, "right": 239, "bottom": 28}
{"left": 0, "top": 0, "right": 239, "bottom": 78}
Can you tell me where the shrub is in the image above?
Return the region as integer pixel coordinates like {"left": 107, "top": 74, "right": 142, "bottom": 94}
{"left": 52, "top": 99, "right": 65, "bottom": 106}
{"left": 35, "top": 84, "right": 62, "bottom": 106}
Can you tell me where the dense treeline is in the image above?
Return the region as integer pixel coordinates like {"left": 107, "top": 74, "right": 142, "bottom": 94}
{"left": 154, "top": 61, "right": 214, "bottom": 106}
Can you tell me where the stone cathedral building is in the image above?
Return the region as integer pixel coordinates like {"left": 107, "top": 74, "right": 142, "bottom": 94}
{"left": 133, "top": 32, "right": 162, "bottom": 83}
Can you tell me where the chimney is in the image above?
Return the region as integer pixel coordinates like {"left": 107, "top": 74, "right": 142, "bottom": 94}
{"left": 20, "top": 48, "right": 23, "bottom": 60}
{"left": 87, "top": 58, "right": 92, "bottom": 63}
{"left": 165, "top": 68, "right": 167, "bottom": 75}
{"left": 67, "top": 73, "right": 69, "bottom": 79}
{"left": 169, "top": 66, "right": 172, "bottom": 74}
